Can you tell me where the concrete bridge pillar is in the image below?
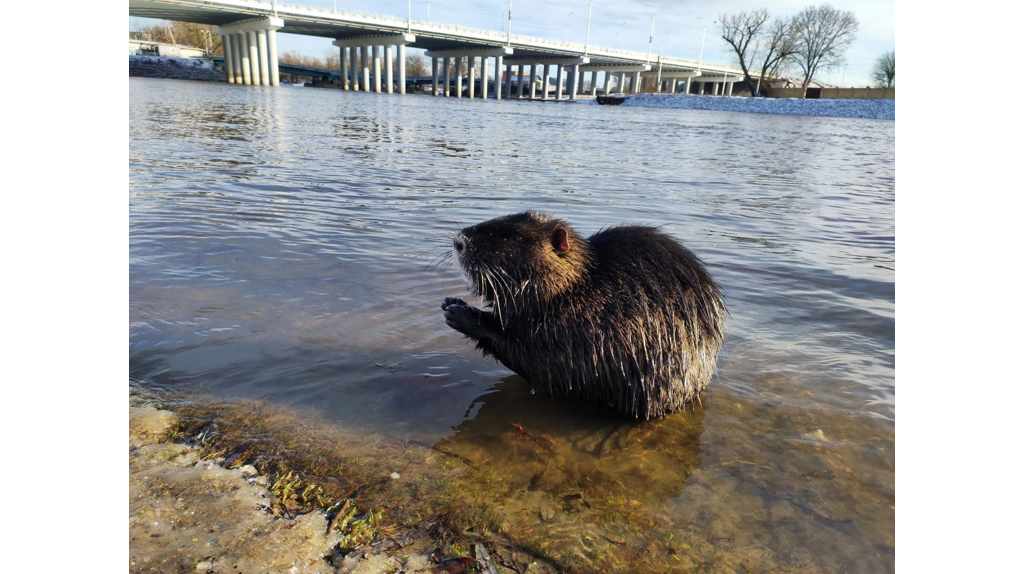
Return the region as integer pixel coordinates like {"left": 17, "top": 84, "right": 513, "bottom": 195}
{"left": 247, "top": 31, "right": 259, "bottom": 85}
{"left": 215, "top": 18, "right": 282, "bottom": 87}
{"left": 443, "top": 57, "right": 451, "bottom": 96}
{"left": 221, "top": 35, "right": 235, "bottom": 83}
{"left": 230, "top": 35, "right": 243, "bottom": 84}
{"left": 340, "top": 47, "right": 349, "bottom": 90}
{"left": 590, "top": 71, "right": 598, "bottom": 96}
{"left": 632, "top": 70, "right": 641, "bottom": 93}
{"left": 576, "top": 66, "right": 585, "bottom": 97}
{"left": 726, "top": 82, "right": 733, "bottom": 96}
{"left": 431, "top": 56, "right": 439, "bottom": 96}
{"left": 363, "top": 46, "right": 371, "bottom": 93}
{"left": 669, "top": 79, "right": 676, "bottom": 94}
{"left": 603, "top": 70, "right": 611, "bottom": 95}
{"left": 386, "top": 45, "right": 394, "bottom": 94}
{"left": 481, "top": 57, "right": 489, "bottom": 99}
{"left": 267, "top": 29, "right": 279, "bottom": 86}
{"left": 456, "top": 57, "right": 463, "bottom": 98}
{"left": 684, "top": 77, "right": 692, "bottom": 95}
{"left": 238, "top": 33, "right": 252, "bottom": 85}
{"left": 373, "top": 46, "right": 382, "bottom": 93}
{"left": 350, "top": 48, "right": 359, "bottom": 90}
{"left": 540, "top": 64, "right": 549, "bottom": 99}
{"left": 398, "top": 44, "right": 406, "bottom": 94}
{"left": 555, "top": 66, "right": 563, "bottom": 100}
{"left": 495, "top": 56, "right": 503, "bottom": 100}
{"left": 713, "top": 82, "right": 720, "bottom": 96}
{"left": 655, "top": 65, "right": 662, "bottom": 93}
{"left": 468, "top": 58, "right": 476, "bottom": 99}
{"left": 504, "top": 64, "right": 513, "bottom": 99}
{"left": 257, "top": 30, "right": 270, "bottom": 86}
{"left": 517, "top": 65, "right": 526, "bottom": 98}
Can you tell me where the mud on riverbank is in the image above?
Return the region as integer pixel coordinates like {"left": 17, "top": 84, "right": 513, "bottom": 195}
{"left": 129, "top": 390, "right": 560, "bottom": 574}
{"left": 130, "top": 384, "right": 892, "bottom": 573}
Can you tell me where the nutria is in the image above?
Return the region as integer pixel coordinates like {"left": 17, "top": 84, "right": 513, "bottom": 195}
{"left": 441, "top": 211, "right": 726, "bottom": 419}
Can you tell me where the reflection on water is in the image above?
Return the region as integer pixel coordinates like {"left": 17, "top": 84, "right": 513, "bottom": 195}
{"left": 130, "top": 78, "right": 895, "bottom": 572}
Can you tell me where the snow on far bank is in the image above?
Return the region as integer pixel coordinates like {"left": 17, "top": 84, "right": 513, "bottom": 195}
{"left": 580, "top": 93, "right": 894, "bottom": 121}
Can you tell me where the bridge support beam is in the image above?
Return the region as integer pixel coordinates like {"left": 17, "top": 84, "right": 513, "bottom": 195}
{"left": 432, "top": 57, "right": 439, "bottom": 96}
{"left": 257, "top": 30, "right": 270, "bottom": 86}
{"left": 267, "top": 29, "right": 279, "bottom": 86}
{"left": 481, "top": 57, "right": 489, "bottom": 99}
{"left": 399, "top": 44, "right": 406, "bottom": 94}
{"left": 247, "top": 31, "right": 259, "bottom": 85}
{"left": 386, "top": 45, "right": 394, "bottom": 94}
{"left": 491, "top": 56, "right": 499, "bottom": 100}
{"left": 517, "top": 66, "right": 525, "bottom": 98}
{"left": 373, "top": 46, "right": 381, "bottom": 93}
{"left": 726, "top": 82, "right": 733, "bottom": 96}
{"left": 570, "top": 63, "right": 580, "bottom": 100}
{"left": 504, "top": 64, "right": 512, "bottom": 99}
{"left": 333, "top": 34, "right": 415, "bottom": 95}
{"left": 455, "top": 57, "right": 463, "bottom": 98}
{"left": 340, "top": 47, "right": 349, "bottom": 90}
{"left": 555, "top": 66, "right": 563, "bottom": 100}
{"left": 362, "top": 45, "right": 370, "bottom": 92}
{"left": 221, "top": 34, "right": 235, "bottom": 83}
{"left": 685, "top": 77, "right": 692, "bottom": 94}
{"left": 591, "top": 71, "right": 599, "bottom": 96}
{"left": 443, "top": 57, "right": 450, "bottom": 96}
{"left": 468, "top": 58, "right": 476, "bottom": 99}
{"left": 216, "top": 17, "right": 283, "bottom": 86}
{"left": 238, "top": 33, "right": 251, "bottom": 85}
{"left": 230, "top": 35, "right": 243, "bottom": 83}
{"left": 603, "top": 70, "right": 611, "bottom": 95}
{"left": 632, "top": 70, "right": 641, "bottom": 93}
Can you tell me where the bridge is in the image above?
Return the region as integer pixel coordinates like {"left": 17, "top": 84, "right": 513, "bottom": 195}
{"left": 129, "top": 0, "right": 749, "bottom": 99}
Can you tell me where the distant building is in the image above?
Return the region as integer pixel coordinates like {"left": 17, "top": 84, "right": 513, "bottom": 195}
{"left": 129, "top": 38, "right": 206, "bottom": 59}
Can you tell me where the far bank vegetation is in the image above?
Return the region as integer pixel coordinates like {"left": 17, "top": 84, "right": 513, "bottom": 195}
{"left": 718, "top": 3, "right": 858, "bottom": 97}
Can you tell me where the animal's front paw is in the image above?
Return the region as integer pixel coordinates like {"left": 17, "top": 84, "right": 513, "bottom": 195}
{"left": 441, "top": 296, "right": 468, "bottom": 311}
{"left": 443, "top": 303, "right": 480, "bottom": 336}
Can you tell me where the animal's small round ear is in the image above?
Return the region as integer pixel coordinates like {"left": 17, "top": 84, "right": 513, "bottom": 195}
{"left": 552, "top": 228, "right": 570, "bottom": 255}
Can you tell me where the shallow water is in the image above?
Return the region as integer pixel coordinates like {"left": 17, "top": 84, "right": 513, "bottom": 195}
{"left": 129, "top": 78, "right": 895, "bottom": 572}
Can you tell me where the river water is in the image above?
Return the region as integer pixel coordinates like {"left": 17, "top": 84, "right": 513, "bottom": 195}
{"left": 129, "top": 78, "right": 894, "bottom": 573}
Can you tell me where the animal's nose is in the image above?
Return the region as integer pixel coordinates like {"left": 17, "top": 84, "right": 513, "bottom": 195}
{"left": 453, "top": 235, "right": 466, "bottom": 252}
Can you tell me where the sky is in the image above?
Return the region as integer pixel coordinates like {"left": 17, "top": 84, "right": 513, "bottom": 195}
{"left": 131, "top": 0, "right": 894, "bottom": 87}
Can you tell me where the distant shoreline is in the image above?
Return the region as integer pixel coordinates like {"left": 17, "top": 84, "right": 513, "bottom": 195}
{"left": 581, "top": 93, "right": 895, "bottom": 121}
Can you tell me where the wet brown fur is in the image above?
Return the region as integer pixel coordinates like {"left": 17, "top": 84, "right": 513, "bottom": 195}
{"left": 442, "top": 211, "right": 726, "bottom": 419}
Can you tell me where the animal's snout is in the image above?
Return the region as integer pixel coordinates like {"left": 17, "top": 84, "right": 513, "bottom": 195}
{"left": 453, "top": 233, "right": 467, "bottom": 253}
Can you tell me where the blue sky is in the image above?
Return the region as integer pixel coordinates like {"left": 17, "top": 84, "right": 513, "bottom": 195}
{"left": 131, "top": 0, "right": 894, "bottom": 87}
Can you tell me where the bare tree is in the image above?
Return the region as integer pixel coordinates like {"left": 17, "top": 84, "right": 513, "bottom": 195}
{"left": 792, "top": 4, "right": 858, "bottom": 94}
{"left": 872, "top": 50, "right": 894, "bottom": 88}
{"left": 405, "top": 54, "right": 429, "bottom": 77}
{"left": 324, "top": 49, "right": 340, "bottom": 71}
{"left": 754, "top": 17, "right": 799, "bottom": 96}
{"left": 719, "top": 9, "right": 770, "bottom": 97}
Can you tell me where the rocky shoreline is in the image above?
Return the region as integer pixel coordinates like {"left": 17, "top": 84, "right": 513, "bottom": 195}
{"left": 129, "top": 55, "right": 226, "bottom": 82}
{"left": 128, "top": 395, "right": 548, "bottom": 574}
